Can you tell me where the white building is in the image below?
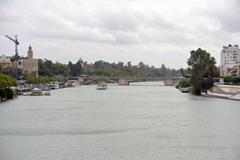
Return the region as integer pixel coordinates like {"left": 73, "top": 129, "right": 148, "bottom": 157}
{"left": 220, "top": 45, "right": 240, "bottom": 77}
{"left": 0, "top": 55, "right": 12, "bottom": 66}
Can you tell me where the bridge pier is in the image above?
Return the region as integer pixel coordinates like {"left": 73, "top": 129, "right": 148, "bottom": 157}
{"left": 118, "top": 79, "right": 129, "bottom": 85}
{"left": 163, "top": 79, "right": 178, "bottom": 86}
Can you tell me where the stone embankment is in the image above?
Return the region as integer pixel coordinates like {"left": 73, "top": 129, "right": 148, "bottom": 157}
{"left": 207, "top": 85, "right": 240, "bottom": 100}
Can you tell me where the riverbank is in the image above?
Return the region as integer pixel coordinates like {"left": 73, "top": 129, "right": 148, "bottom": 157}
{"left": 205, "top": 85, "right": 240, "bottom": 101}
{"left": 176, "top": 84, "right": 240, "bottom": 101}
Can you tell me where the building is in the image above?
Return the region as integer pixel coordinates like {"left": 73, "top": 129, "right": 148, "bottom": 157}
{"left": 22, "top": 45, "right": 38, "bottom": 77}
{"left": 0, "top": 55, "right": 12, "bottom": 67}
{"left": 220, "top": 44, "right": 240, "bottom": 77}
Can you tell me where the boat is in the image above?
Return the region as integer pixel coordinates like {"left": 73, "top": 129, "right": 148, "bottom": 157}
{"left": 48, "top": 83, "right": 59, "bottom": 90}
{"left": 20, "top": 87, "right": 51, "bottom": 96}
{"left": 179, "top": 87, "right": 191, "bottom": 93}
{"left": 45, "top": 90, "right": 51, "bottom": 96}
{"left": 22, "top": 92, "right": 33, "bottom": 96}
{"left": 97, "top": 82, "right": 107, "bottom": 90}
{"left": 32, "top": 88, "right": 43, "bottom": 96}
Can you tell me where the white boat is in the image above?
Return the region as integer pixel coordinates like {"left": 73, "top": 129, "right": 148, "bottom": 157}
{"left": 48, "top": 83, "right": 59, "bottom": 90}
{"left": 45, "top": 90, "right": 51, "bottom": 96}
{"left": 97, "top": 82, "right": 107, "bottom": 90}
{"left": 21, "top": 88, "right": 51, "bottom": 96}
{"left": 179, "top": 87, "right": 191, "bottom": 93}
{"left": 22, "top": 92, "right": 33, "bottom": 96}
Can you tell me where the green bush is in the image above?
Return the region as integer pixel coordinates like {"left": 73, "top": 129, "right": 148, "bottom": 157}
{"left": 27, "top": 75, "right": 66, "bottom": 84}
{"left": 0, "top": 73, "right": 16, "bottom": 89}
{"left": 27, "top": 76, "right": 50, "bottom": 84}
{"left": 5, "top": 88, "right": 14, "bottom": 99}
{"left": 178, "top": 79, "right": 190, "bottom": 88}
{"left": 224, "top": 76, "right": 240, "bottom": 85}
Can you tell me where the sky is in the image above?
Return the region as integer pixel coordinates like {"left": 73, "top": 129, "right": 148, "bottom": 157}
{"left": 0, "top": 0, "right": 240, "bottom": 68}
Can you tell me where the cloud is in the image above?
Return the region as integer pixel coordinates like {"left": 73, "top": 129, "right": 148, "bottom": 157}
{"left": 201, "top": 0, "right": 240, "bottom": 32}
{"left": 0, "top": 0, "right": 240, "bottom": 68}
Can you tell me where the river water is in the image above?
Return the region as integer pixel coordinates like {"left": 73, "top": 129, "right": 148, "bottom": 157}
{"left": 0, "top": 82, "right": 240, "bottom": 160}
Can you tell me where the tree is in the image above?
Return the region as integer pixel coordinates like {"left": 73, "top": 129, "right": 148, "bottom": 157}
{"left": 74, "top": 60, "right": 83, "bottom": 76}
{"left": 0, "top": 73, "right": 16, "bottom": 100}
{"left": 44, "top": 60, "right": 53, "bottom": 69}
{"left": 38, "top": 59, "right": 50, "bottom": 76}
{"left": 127, "top": 61, "right": 132, "bottom": 68}
{"left": 0, "top": 73, "right": 17, "bottom": 89}
{"left": 187, "top": 48, "right": 219, "bottom": 95}
{"left": 27, "top": 76, "right": 50, "bottom": 84}
{"left": 162, "top": 64, "right": 168, "bottom": 76}
{"left": 39, "top": 59, "right": 69, "bottom": 77}
{"left": 68, "top": 60, "right": 82, "bottom": 77}
{"left": 0, "top": 64, "right": 13, "bottom": 75}
{"left": 117, "top": 62, "right": 124, "bottom": 68}
{"left": 180, "top": 68, "right": 191, "bottom": 78}
{"left": 138, "top": 62, "right": 145, "bottom": 68}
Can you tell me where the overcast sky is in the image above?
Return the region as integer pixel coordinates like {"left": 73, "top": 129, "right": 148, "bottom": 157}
{"left": 0, "top": 0, "right": 240, "bottom": 68}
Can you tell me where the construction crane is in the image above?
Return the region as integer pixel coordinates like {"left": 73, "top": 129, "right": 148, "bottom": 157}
{"left": 5, "top": 35, "right": 20, "bottom": 79}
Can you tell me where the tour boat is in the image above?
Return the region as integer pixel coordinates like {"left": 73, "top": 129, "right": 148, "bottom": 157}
{"left": 97, "top": 82, "right": 107, "bottom": 90}
{"left": 32, "top": 88, "right": 43, "bottom": 96}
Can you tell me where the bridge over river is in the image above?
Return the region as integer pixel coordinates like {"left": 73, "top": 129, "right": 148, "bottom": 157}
{"left": 82, "top": 76, "right": 182, "bottom": 86}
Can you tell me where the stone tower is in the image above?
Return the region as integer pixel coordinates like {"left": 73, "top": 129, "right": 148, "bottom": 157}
{"left": 22, "top": 45, "right": 39, "bottom": 77}
{"left": 27, "top": 45, "right": 33, "bottom": 59}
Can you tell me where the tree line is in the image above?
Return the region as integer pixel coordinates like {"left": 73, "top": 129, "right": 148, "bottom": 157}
{"left": 38, "top": 59, "right": 181, "bottom": 78}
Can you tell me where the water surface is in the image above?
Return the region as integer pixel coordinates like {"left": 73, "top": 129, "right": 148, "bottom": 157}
{"left": 0, "top": 82, "right": 240, "bottom": 160}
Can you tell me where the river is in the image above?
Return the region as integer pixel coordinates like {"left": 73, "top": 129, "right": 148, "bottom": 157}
{"left": 0, "top": 82, "right": 240, "bottom": 160}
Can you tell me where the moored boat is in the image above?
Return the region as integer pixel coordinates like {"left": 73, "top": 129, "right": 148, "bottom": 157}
{"left": 32, "top": 88, "right": 42, "bottom": 96}
{"left": 22, "top": 92, "right": 33, "bottom": 96}
{"left": 179, "top": 87, "right": 191, "bottom": 93}
{"left": 45, "top": 90, "right": 51, "bottom": 96}
{"left": 97, "top": 82, "right": 107, "bottom": 90}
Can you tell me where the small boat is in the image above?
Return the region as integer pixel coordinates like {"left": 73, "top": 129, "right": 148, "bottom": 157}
{"left": 48, "top": 83, "right": 60, "bottom": 90}
{"left": 45, "top": 90, "right": 51, "bottom": 96}
{"left": 22, "top": 92, "right": 33, "bottom": 96}
{"left": 97, "top": 82, "right": 107, "bottom": 90}
{"left": 179, "top": 87, "right": 191, "bottom": 93}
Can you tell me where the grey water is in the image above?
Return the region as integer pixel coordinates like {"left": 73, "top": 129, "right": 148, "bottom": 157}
{"left": 0, "top": 82, "right": 240, "bottom": 160}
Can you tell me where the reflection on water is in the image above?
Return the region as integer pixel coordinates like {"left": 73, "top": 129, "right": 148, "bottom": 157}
{"left": 0, "top": 82, "right": 240, "bottom": 160}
